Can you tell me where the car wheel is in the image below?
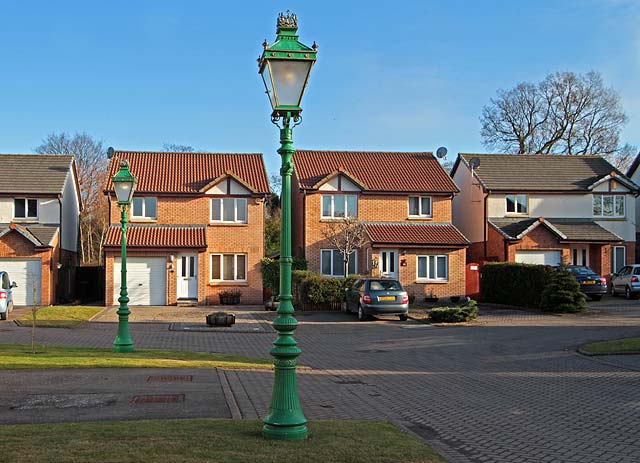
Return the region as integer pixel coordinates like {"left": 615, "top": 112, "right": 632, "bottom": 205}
{"left": 626, "top": 286, "right": 632, "bottom": 300}
{"left": 0, "top": 312, "right": 6, "bottom": 321}
{"left": 590, "top": 295, "right": 602, "bottom": 301}
{"left": 357, "top": 304, "right": 368, "bottom": 322}
{"left": 398, "top": 314, "right": 408, "bottom": 321}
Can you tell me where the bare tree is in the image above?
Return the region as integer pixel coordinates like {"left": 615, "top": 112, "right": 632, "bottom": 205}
{"left": 605, "top": 143, "right": 638, "bottom": 172}
{"left": 34, "top": 132, "right": 108, "bottom": 264}
{"left": 162, "top": 143, "right": 195, "bottom": 152}
{"left": 481, "top": 71, "right": 628, "bottom": 155}
{"left": 321, "top": 218, "right": 368, "bottom": 277}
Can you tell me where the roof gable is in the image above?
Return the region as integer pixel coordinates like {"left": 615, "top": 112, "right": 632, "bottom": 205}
{"left": 459, "top": 153, "right": 639, "bottom": 192}
{"left": 0, "top": 154, "right": 74, "bottom": 195}
{"left": 105, "top": 151, "right": 270, "bottom": 195}
{"left": 294, "top": 150, "right": 459, "bottom": 193}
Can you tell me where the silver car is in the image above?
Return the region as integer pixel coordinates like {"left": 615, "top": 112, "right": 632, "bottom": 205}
{"left": 611, "top": 264, "right": 640, "bottom": 299}
{"left": 346, "top": 278, "right": 409, "bottom": 322}
{"left": 0, "top": 271, "right": 16, "bottom": 320}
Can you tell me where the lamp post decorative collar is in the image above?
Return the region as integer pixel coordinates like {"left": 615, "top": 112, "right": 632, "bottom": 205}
{"left": 258, "top": 11, "right": 317, "bottom": 442}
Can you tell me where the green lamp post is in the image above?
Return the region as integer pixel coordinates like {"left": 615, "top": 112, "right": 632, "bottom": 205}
{"left": 258, "top": 11, "right": 317, "bottom": 441}
{"left": 111, "top": 161, "right": 137, "bottom": 353}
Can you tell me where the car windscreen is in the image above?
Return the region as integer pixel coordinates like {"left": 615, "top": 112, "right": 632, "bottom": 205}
{"left": 369, "top": 280, "right": 403, "bottom": 291}
{"left": 567, "top": 267, "right": 595, "bottom": 275}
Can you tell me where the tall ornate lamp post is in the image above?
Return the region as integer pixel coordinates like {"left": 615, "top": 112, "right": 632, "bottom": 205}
{"left": 111, "top": 161, "right": 137, "bottom": 353}
{"left": 258, "top": 11, "right": 317, "bottom": 441}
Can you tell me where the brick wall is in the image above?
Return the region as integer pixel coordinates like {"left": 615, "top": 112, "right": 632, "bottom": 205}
{"left": 0, "top": 231, "right": 54, "bottom": 306}
{"left": 506, "top": 226, "right": 569, "bottom": 263}
{"left": 359, "top": 194, "right": 452, "bottom": 223}
{"left": 106, "top": 195, "right": 265, "bottom": 306}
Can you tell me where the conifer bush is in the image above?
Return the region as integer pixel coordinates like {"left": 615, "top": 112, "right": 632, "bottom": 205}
{"left": 540, "top": 269, "right": 587, "bottom": 313}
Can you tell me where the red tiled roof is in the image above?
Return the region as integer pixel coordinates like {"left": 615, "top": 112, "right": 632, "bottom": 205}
{"left": 104, "top": 225, "right": 207, "bottom": 248}
{"left": 294, "top": 150, "right": 459, "bottom": 193}
{"left": 365, "top": 222, "right": 469, "bottom": 247}
{"left": 105, "top": 151, "right": 270, "bottom": 194}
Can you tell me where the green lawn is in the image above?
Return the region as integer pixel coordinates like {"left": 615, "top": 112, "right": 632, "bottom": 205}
{"left": 581, "top": 337, "right": 640, "bottom": 354}
{"left": 0, "top": 344, "right": 272, "bottom": 370}
{"left": 17, "top": 305, "right": 104, "bottom": 328}
{"left": 0, "top": 419, "right": 444, "bottom": 463}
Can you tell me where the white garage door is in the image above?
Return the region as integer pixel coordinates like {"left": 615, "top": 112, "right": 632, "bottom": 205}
{"left": 113, "top": 257, "right": 166, "bottom": 306}
{"left": 0, "top": 258, "right": 42, "bottom": 306}
{"left": 515, "top": 250, "right": 561, "bottom": 266}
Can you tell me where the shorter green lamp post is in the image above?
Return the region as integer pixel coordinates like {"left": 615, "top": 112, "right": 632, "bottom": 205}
{"left": 111, "top": 161, "right": 137, "bottom": 353}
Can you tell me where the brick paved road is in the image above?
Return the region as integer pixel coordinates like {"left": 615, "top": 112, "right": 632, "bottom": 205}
{"left": 1, "top": 303, "right": 640, "bottom": 462}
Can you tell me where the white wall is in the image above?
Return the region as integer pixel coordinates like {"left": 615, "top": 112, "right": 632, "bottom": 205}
{"left": 318, "top": 175, "right": 360, "bottom": 192}
{"left": 61, "top": 169, "right": 80, "bottom": 252}
{"left": 451, "top": 163, "right": 485, "bottom": 243}
{"left": 630, "top": 169, "right": 640, "bottom": 233}
{"left": 0, "top": 198, "right": 13, "bottom": 222}
{"left": 487, "top": 189, "right": 635, "bottom": 242}
{"left": 39, "top": 199, "right": 60, "bottom": 223}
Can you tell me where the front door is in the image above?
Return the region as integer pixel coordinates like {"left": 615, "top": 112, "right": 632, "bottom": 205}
{"left": 379, "top": 249, "right": 398, "bottom": 279}
{"left": 571, "top": 246, "right": 588, "bottom": 267}
{"left": 177, "top": 254, "right": 198, "bottom": 299}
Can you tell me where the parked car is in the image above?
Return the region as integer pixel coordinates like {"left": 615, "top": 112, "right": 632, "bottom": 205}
{"left": 0, "top": 271, "right": 16, "bottom": 320}
{"left": 565, "top": 266, "right": 607, "bottom": 301}
{"left": 345, "top": 278, "right": 409, "bottom": 321}
{"left": 611, "top": 264, "right": 640, "bottom": 299}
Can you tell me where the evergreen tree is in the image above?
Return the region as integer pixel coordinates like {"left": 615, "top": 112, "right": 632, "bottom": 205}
{"left": 541, "top": 270, "right": 587, "bottom": 313}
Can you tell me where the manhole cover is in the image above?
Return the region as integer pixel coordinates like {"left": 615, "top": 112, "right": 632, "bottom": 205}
{"left": 147, "top": 375, "right": 193, "bottom": 382}
{"left": 130, "top": 394, "right": 185, "bottom": 404}
{"left": 11, "top": 394, "right": 117, "bottom": 410}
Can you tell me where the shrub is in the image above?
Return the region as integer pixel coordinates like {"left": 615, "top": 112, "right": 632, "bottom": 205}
{"left": 540, "top": 269, "right": 587, "bottom": 313}
{"left": 481, "top": 262, "right": 554, "bottom": 308}
{"left": 429, "top": 300, "right": 478, "bottom": 323}
{"left": 260, "top": 257, "right": 307, "bottom": 295}
{"left": 290, "top": 271, "right": 359, "bottom": 308}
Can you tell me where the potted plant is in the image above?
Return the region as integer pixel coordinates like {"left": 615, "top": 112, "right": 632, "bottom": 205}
{"left": 219, "top": 290, "right": 241, "bottom": 305}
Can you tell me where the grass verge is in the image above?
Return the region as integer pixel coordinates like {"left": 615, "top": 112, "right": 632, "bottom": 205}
{"left": 17, "top": 305, "right": 104, "bottom": 328}
{"left": 0, "top": 344, "right": 272, "bottom": 370}
{"left": 0, "top": 419, "right": 444, "bottom": 463}
{"left": 581, "top": 337, "right": 640, "bottom": 354}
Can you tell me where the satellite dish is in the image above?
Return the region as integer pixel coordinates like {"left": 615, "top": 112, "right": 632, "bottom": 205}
{"left": 469, "top": 157, "right": 481, "bottom": 169}
{"left": 107, "top": 147, "right": 115, "bottom": 159}
{"left": 436, "top": 147, "right": 448, "bottom": 159}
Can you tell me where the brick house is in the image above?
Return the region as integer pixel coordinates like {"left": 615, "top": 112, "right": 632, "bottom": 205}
{"left": 0, "top": 154, "right": 82, "bottom": 305}
{"left": 451, "top": 153, "right": 639, "bottom": 275}
{"left": 291, "top": 150, "right": 468, "bottom": 299}
{"left": 103, "top": 151, "right": 270, "bottom": 306}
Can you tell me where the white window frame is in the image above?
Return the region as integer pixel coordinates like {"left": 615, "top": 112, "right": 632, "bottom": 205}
{"left": 593, "top": 194, "right": 625, "bottom": 218}
{"left": 131, "top": 197, "right": 157, "bottom": 219}
{"left": 13, "top": 198, "right": 38, "bottom": 220}
{"left": 612, "top": 246, "right": 626, "bottom": 273}
{"left": 210, "top": 253, "right": 247, "bottom": 282}
{"left": 210, "top": 197, "right": 248, "bottom": 224}
{"left": 320, "top": 194, "right": 358, "bottom": 219}
{"left": 505, "top": 194, "right": 528, "bottom": 215}
{"left": 320, "top": 249, "right": 357, "bottom": 277}
{"left": 408, "top": 196, "right": 432, "bottom": 218}
{"left": 416, "top": 255, "right": 448, "bottom": 281}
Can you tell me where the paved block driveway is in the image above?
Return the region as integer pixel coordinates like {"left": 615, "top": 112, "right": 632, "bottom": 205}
{"left": 2, "top": 300, "right": 640, "bottom": 462}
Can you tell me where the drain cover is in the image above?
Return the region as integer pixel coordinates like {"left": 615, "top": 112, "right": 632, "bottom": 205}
{"left": 147, "top": 375, "right": 193, "bottom": 382}
{"left": 130, "top": 394, "right": 185, "bottom": 404}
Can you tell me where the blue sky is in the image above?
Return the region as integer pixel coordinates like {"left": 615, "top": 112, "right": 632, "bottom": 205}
{"left": 0, "top": 0, "right": 637, "bottom": 176}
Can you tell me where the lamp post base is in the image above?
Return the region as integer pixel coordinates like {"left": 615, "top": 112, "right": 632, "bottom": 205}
{"left": 113, "top": 342, "right": 134, "bottom": 353}
{"left": 262, "top": 423, "right": 308, "bottom": 441}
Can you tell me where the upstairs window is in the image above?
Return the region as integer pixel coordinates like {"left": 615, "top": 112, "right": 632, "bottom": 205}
{"left": 321, "top": 194, "right": 357, "bottom": 219}
{"left": 211, "top": 198, "right": 248, "bottom": 223}
{"left": 506, "top": 194, "right": 528, "bottom": 214}
{"left": 593, "top": 194, "right": 624, "bottom": 218}
{"left": 132, "top": 197, "right": 157, "bottom": 219}
{"left": 14, "top": 198, "right": 38, "bottom": 219}
{"left": 408, "top": 196, "right": 432, "bottom": 217}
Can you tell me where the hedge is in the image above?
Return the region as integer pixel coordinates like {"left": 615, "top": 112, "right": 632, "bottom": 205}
{"left": 429, "top": 300, "right": 478, "bottom": 323}
{"left": 481, "top": 262, "right": 554, "bottom": 308}
{"left": 260, "top": 257, "right": 308, "bottom": 296}
{"left": 292, "top": 271, "right": 360, "bottom": 310}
